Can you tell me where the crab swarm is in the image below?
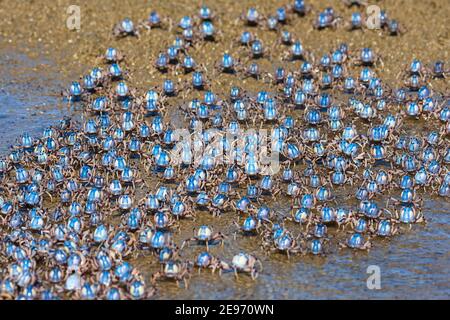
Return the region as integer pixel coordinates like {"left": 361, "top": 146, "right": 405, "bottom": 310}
{"left": 0, "top": 1, "right": 449, "bottom": 300}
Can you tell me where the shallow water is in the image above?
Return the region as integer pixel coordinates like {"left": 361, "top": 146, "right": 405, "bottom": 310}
{"left": 134, "top": 197, "right": 449, "bottom": 300}
{"left": 0, "top": 48, "right": 76, "bottom": 154}
{"left": 0, "top": 0, "right": 449, "bottom": 300}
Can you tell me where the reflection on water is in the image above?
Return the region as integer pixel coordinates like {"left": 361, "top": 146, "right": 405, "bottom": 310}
{"left": 0, "top": 50, "right": 74, "bottom": 154}
{"left": 147, "top": 198, "right": 450, "bottom": 300}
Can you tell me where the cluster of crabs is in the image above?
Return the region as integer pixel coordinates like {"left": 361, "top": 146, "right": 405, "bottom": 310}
{"left": 0, "top": 0, "right": 449, "bottom": 299}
